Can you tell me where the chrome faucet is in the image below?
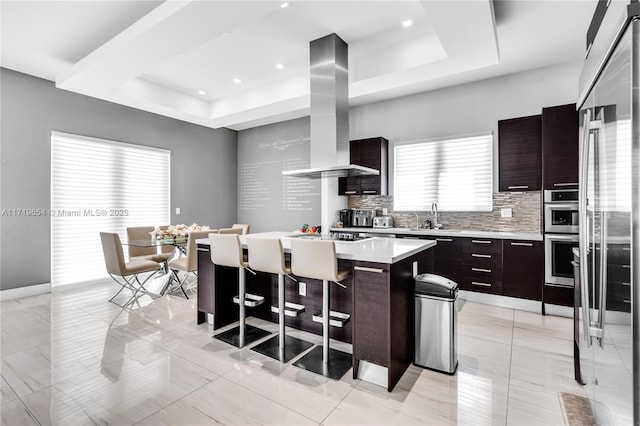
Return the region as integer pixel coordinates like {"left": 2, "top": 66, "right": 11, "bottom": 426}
{"left": 414, "top": 213, "right": 420, "bottom": 229}
{"left": 431, "top": 202, "right": 442, "bottom": 229}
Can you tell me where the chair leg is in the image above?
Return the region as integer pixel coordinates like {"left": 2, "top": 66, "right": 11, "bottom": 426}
{"left": 292, "top": 279, "right": 351, "bottom": 380}
{"left": 249, "top": 273, "right": 313, "bottom": 362}
{"left": 322, "top": 279, "right": 330, "bottom": 363}
{"left": 214, "top": 266, "right": 271, "bottom": 348}
{"left": 279, "top": 273, "right": 286, "bottom": 359}
{"left": 238, "top": 267, "right": 246, "bottom": 348}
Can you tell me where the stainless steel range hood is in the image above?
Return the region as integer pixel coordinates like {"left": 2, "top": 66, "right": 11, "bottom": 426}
{"left": 282, "top": 164, "right": 379, "bottom": 179}
{"left": 282, "top": 33, "right": 379, "bottom": 179}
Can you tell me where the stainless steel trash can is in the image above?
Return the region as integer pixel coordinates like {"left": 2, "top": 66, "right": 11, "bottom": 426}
{"left": 414, "top": 273, "right": 458, "bottom": 374}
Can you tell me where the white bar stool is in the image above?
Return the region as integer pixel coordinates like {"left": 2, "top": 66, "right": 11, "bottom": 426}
{"left": 209, "top": 233, "right": 270, "bottom": 347}
{"left": 246, "top": 236, "right": 313, "bottom": 362}
{"left": 290, "top": 238, "right": 352, "bottom": 380}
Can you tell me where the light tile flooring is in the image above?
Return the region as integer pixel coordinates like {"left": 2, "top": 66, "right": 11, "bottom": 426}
{"left": 0, "top": 280, "right": 585, "bottom": 425}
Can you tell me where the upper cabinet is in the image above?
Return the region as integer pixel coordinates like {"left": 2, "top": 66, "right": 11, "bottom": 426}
{"left": 498, "top": 114, "right": 542, "bottom": 191}
{"left": 339, "top": 137, "right": 388, "bottom": 196}
{"left": 542, "top": 104, "right": 579, "bottom": 189}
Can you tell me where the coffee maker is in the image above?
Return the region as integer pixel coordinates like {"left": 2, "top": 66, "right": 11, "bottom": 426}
{"left": 351, "top": 209, "right": 376, "bottom": 227}
{"left": 339, "top": 209, "right": 353, "bottom": 227}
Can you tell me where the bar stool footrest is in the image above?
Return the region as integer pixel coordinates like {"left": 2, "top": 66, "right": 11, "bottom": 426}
{"left": 232, "top": 293, "right": 264, "bottom": 307}
{"left": 271, "top": 302, "right": 305, "bottom": 317}
{"left": 312, "top": 310, "right": 351, "bottom": 327}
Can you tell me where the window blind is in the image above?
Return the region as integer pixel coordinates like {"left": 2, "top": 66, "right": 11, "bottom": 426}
{"left": 51, "top": 132, "right": 170, "bottom": 287}
{"left": 394, "top": 133, "right": 493, "bottom": 212}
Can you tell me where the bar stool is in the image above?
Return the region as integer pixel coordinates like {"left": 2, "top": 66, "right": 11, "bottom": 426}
{"left": 290, "top": 238, "right": 352, "bottom": 380}
{"left": 209, "top": 233, "right": 270, "bottom": 347}
{"left": 246, "top": 236, "right": 313, "bottom": 362}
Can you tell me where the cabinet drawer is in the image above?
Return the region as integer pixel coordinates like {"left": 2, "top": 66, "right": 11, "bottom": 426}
{"left": 462, "top": 252, "right": 502, "bottom": 270}
{"left": 462, "top": 276, "right": 501, "bottom": 294}
{"left": 463, "top": 238, "right": 502, "bottom": 256}
{"left": 463, "top": 265, "right": 502, "bottom": 281}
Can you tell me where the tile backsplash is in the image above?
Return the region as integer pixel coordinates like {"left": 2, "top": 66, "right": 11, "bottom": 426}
{"left": 348, "top": 191, "right": 541, "bottom": 233}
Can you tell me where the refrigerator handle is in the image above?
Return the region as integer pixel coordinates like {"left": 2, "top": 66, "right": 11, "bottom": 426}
{"left": 579, "top": 108, "right": 593, "bottom": 347}
{"left": 597, "top": 215, "right": 608, "bottom": 347}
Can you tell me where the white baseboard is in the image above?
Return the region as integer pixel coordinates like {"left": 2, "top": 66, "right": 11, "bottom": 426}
{"left": 459, "top": 290, "right": 573, "bottom": 318}
{"left": 0, "top": 282, "right": 51, "bottom": 301}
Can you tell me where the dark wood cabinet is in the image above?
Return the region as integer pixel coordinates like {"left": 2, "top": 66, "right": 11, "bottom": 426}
{"left": 498, "top": 115, "right": 542, "bottom": 191}
{"left": 502, "top": 240, "right": 543, "bottom": 300}
{"left": 339, "top": 137, "right": 388, "bottom": 195}
{"left": 461, "top": 238, "right": 502, "bottom": 295}
{"left": 431, "top": 236, "right": 463, "bottom": 285}
{"left": 542, "top": 104, "right": 579, "bottom": 189}
{"left": 352, "top": 249, "right": 430, "bottom": 392}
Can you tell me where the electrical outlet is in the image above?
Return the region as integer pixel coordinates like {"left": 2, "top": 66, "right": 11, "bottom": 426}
{"left": 299, "top": 282, "right": 307, "bottom": 296}
{"left": 175, "top": 207, "right": 181, "bottom": 215}
{"left": 382, "top": 207, "right": 388, "bottom": 216}
{"left": 501, "top": 208, "right": 513, "bottom": 218}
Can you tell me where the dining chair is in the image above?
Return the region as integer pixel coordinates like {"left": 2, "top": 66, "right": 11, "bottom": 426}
{"left": 100, "top": 232, "right": 162, "bottom": 307}
{"left": 232, "top": 224, "right": 251, "bottom": 234}
{"left": 209, "top": 233, "right": 270, "bottom": 347}
{"left": 218, "top": 227, "right": 243, "bottom": 235}
{"left": 126, "top": 226, "right": 173, "bottom": 267}
{"left": 167, "top": 230, "right": 211, "bottom": 298}
{"left": 290, "top": 238, "right": 352, "bottom": 380}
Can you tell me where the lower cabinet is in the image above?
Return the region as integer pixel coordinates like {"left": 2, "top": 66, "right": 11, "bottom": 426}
{"left": 462, "top": 238, "right": 502, "bottom": 295}
{"left": 502, "top": 240, "right": 543, "bottom": 301}
{"left": 417, "top": 235, "right": 544, "bottom": 301}
{"left": 352, "top": 249, "right": 431, "bottom": 392}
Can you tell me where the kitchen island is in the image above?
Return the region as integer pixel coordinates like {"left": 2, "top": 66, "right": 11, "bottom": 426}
{"left": 196, "top": 231, "right": 436, "bottom": 391}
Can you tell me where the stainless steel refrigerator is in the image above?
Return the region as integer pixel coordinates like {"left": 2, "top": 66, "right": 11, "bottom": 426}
{"left": 577, "top": 1, "right": 638, "bottom": 424}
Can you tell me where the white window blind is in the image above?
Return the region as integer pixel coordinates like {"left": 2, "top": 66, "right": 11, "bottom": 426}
{"left": 394, "top": 133, "right": 493, "bottom": 212}
{"left": 51, "top": 132, "right": 170, "bottom": 287}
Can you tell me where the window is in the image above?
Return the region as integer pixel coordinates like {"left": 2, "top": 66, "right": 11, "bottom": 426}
{"left": 51, "top": 132, "right": 170, "bottom": 287}
{"left": 393, "top": 133, "right": 493, "bottom": 212}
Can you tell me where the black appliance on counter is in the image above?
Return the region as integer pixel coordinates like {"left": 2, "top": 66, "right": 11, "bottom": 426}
{"left": 339, "top": 208, "right": 376, "bottom": 228}
{"left": 339, "top": 209, "right": 353, "bottom": 227}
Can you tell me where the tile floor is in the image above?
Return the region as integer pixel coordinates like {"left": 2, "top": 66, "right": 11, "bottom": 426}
{"left": 0, "top": 280, "right": 585, "bottom": 425}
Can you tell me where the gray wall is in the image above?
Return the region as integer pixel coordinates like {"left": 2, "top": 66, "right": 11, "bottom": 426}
{"left": 0, "top": 68, "right": 237, "bottom": 291}
{"left": 237, "top": 117, "right": 320, "bottom": 233}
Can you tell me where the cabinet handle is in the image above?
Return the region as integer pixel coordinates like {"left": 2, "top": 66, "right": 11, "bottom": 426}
{"left": 362, "top": 190, "right": 377, "bottom": 194}
{"left": 471, "top": 281, "right": 492, "bottom": 287}
{"left": 344, "top": 191, "right": 357, "bottom": 195}
{"left": 471, "top": 240, "right": 492, "bottom": 244}
{"left": 472, "top": 254, "right": 491, "bottom": 258}
{"left": 623, "top": 247, "right": 630, "bottom": 251}
{"left": 624, "top": 299, "right": 631, "bottom": 304}
{"left": 354, "top": 266, "right": 385, "bottom": 273}
{"left": 436, "top": 238, "right": 453, "bottom": 242}
{"left": 623, "top": 282, "right": 631, "bottom": 286}
{"left": 571, "top": 261, "right": 580, "bottom": 267}
{"left": 507, "top": 185, "right": 529, "bottom": 189}
{"left": 472, "top": 267, "right": 492, "bottom": 273}
{"left": 510, "top": 242, "right": 533, "bottom": 247}
{"left": 553, "top": 182, "right": 578, "bottom": 187}
{"left": 623, "top": 265, "right": 631, "bottom": 269}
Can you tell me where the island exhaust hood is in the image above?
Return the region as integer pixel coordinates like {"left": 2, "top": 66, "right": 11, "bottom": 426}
{"left": 282, "top": 34, "right": 379, "bottom": 179}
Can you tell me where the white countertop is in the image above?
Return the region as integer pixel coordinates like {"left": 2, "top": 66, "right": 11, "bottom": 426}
{"left": 331, "top": 227, "right": 544, "bottom": 241}
{"left": 196, "top": 231, "right": 436, "bottom": 264}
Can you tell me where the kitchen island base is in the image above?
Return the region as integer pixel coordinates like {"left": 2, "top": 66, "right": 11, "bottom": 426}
{"left": 196, "top": 233, "right": 435, "bottom": 390}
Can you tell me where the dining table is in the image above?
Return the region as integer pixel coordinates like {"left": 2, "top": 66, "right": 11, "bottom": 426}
{"left": 123, "top": 237, "right": 188, "bottom": 296}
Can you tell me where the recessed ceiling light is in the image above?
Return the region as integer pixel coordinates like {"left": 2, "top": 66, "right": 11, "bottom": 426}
{"left": 281, "top": 2, "right": 289, "bottom": 8}
{"left": 197, "top": 90, "right": 206, "bottom": 96}
{"left": 402, "top": 19, "right": 413, "bottom": 28}
{"left": 233, "top": 78, "right": 242, "bottom": 84}
{"left": 275, "top": 63, "right": 285, "bottom": 70}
